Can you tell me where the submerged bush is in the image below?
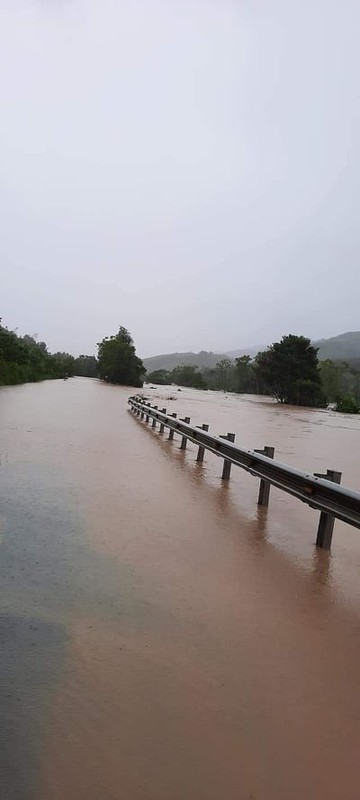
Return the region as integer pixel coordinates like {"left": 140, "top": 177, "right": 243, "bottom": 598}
{"left": 335, "top": 395, "right": 360, "bottom": 413}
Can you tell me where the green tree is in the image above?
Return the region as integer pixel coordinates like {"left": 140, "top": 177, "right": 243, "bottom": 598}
{"left": 335, "top": 395, "right": 360, "bottom": 413}
{"left": 255, "top": 335, "right": 325, "bottom": 406}
{"left": 235, "top": 355, "right": 253, "bottom": 393}
{"left": 74, "top": 355, "right": 98, "bottom": 377}
{"left": 146, "top": 369, "right": 169, "bottom": 385}
{"left": 214, "top": 358, "right": 233, "bottom": 391}
{"left": 0, "top": 318, "right": 86, "bottom": 384}
{"left": 49, "top": 352, "right": 75, "bottom": 378}
{"left": 318, "top": 358, "right": 360, "bottom": 403}
{"left": 202, "top": 357, "right": 259, "bottom": 393}
{"left": 169, "top": 365, "right": 207, "bottom": 389}
{"left": 319, "top": 359, "right": 344, "bottom": 402}
{"left": 97, "top": 326, "right": 145, "bottom": 387}
{"left": 201, "top": 367, "right": 218, "bottom": 390}
{"left": 0, "top": 322, "right": 63, "bottom": 384}
{"left": 350, "top": 367, "right": 360, "bottom": 402}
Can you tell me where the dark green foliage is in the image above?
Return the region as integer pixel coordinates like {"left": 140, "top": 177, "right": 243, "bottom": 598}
{"left": 335, "top": 395, "right": 360, "bottom": 413}
{"left": 74, "top": 355, "right": 98, "bottom": 378}
{"left": 202, "top": 356, "right": 265, "bottom": 394}
{"left": 202, "top": 360, "right": 233, "bottom": 391}
{"left": 319, "top": 359, "right": 344, "bottom": 402}
{"left": 168, "top": 365, "right": 207, "bottom": 389}
{"left": 146, "top": 357, "right": 266, "bottom": 394}
{"left": 234, "top": 355, "right": 253, "bottom": 392}
{"left": 318, "top": 359, "right": 360, "bottom": 404}
{"left": 97, "top": 326, "right": 145, "bottom": 387}
{"left": 146, "top": 369, "right": 169, "bottom": 385}
{"left": 202, "top": 361, "right": 236, "bottom": 392}
{"left": 146, "top": 365, "right": 207, "bottom": 389}
{"left": 4, "top": 316, "right": 358, "bottom": 409}
{"left": 145, "top": 354, "right": 261, "bottom": 392}
{"left": 255, "top": 335, "right": 325, "bottom": 406}
{"left": 50, "top": 352, "right": 75, "bottom": 379}
{"left": 0, "top": 322, "right": 75, "bottom": 385}
{"left": 213, "top": 359, "right": 233, "bottom": 391}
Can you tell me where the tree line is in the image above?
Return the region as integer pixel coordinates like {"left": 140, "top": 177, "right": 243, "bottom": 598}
{"left": 147, "top": 334, "right": 360, "bottom": 413}
{"left": 0, "top": 322, "right": 143, "bottom": 387}
{"left": 1, "top": 320, "right": 359, "bottom": 412}
{"left": 0, "top": 320, "right": 97, "bottom": 385}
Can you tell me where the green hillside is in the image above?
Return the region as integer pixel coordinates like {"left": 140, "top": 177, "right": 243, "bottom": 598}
{"left": 314, "top": 331, "right": 360, "bottom": 361}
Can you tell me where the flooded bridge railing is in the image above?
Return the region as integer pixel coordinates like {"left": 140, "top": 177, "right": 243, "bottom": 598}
{"left": 128, "top": 396, "right": 360, "bottom": 550}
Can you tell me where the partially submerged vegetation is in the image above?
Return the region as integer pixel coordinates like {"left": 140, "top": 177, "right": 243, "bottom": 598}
{"left": 147, "top": 334, "right": 360, "bottom": 412}
{"left": 0, "top": 320, "right": 96, "bottom": 385}
{"left": 97, "top": 327, "right": 145, "bottom": 387}
{"left": 0, "top": 320, "right": 145, "bottom": 388}
{"left": 335, "top": 395, "right": 360, "bottom": 414}
{"left": 1, "top": 320, "right": 359, "bottom": 410}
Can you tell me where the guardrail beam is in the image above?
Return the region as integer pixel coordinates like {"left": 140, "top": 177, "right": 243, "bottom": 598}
{"left": 127, "top": 397, "right": 360, "bottom": 548}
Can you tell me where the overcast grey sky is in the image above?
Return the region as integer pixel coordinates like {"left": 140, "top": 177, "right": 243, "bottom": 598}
{"left": 1, "top": 1, "right": 359, "bottom": 357}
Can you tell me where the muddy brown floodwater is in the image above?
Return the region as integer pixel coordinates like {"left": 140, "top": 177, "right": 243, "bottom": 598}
{"left": 1, "top": 378, "right": 360, "bottom": 800}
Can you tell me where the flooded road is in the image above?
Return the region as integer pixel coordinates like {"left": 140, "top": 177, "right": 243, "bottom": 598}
{"left": 1, "top": 377, "right": 360, "bottom": 799}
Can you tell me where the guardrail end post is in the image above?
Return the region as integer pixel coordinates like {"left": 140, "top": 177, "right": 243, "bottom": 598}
{"left": 221, "top": 433, "right": 235, "bottom": 480}
{"left": 196, "top": 424, "right": 209, "bottom": 463}
{"left": 257, "top": 446, "right": 275, "bottom": 506}
{"left": 180, "top": 417, "right": 191, "bottom": 450}
{"left": 316, "top": 470, "right": 342, "bottom": 550}
{"left": 168, "top": 413, "right": 177, "bottom": 440}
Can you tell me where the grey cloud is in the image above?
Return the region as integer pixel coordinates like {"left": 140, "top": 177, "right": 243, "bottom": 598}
{"left": 1, "top": 0, "right": 359, "bottom": 356}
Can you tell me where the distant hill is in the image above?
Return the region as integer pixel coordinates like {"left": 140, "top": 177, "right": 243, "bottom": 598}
{"left": 143, "top": 332, "right": 360, "bottom": 374}
{"left": 313, "top": 331, "right": 360, "bottom": 362}
{"left": 225, "top": 344, "right": 267, "bottom": 359}
{"left": 143, "top": 351, "right": 226, "bottom": 373}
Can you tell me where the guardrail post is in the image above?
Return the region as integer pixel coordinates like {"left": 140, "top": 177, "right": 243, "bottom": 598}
{"left": 180, "top": 417, "right": 191, "bottom": 449}
{"left": 168, "top": 413, "right": 177, "bottom": 440}
{"left": 140, "top": 404, "right": 145, "bottom": 419}
{"left": 145, "top": 402, "right": 151, "bottom": 423}
{"left": 196, "top": 424, "right": 209, "bottom": 462}
{"left": 255, "top": 446, "right": 275, "bottom": 506}
{"left": 220, "top": 433, "right": 235, "bottom": 480}
{"left": 152, "top": 406, "right": 158, "bottom": 428}
{"left": 315, "top": 470, "right": 342, "bottom": 550}
{"left": 159, "top": 409, "right": 166, "bottom": 433}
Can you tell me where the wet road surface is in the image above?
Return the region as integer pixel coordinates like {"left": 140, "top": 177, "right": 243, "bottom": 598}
{"left": 1, "top": 378, "right": 360, "bottom": 799}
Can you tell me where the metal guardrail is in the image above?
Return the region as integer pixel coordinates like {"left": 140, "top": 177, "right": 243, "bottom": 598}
{"left": 128, "top": 396, "right": 360, "bottom": 550}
